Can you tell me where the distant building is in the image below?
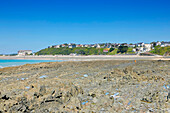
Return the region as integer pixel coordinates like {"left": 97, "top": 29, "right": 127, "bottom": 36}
{"left": 138, "top": 47, "right": 144, "bottom": 52}
{"left": 96, "top": 44, "right": 101, "bottom": 48}
{"left": 104, "top": 43, "right": 112, "bottom": 48}
{"left": 54, "top": 45, "right": 61, "bottom": 48}
{"left": 68, "top": 45, "right": 76, "bottom": 48}
{"left": 48, "top": 46, "right": 52, "bottom": 48}
{"left": 18, "top": 50, "right": 32, "bottom": 56}
{"left": 143, "top": 44, "right": 152, "bottom": 51}
{"left": 132, "top": 48, "right": 137, "bottom": 52}
{"left": 91, "top": 44, "right": 96, "bottom": 48}
{"left": 161, "top": 42, "right": 170, "bottom": 47}
{"left": 61, "top": 44, "right": 67, "bottom": 47}
{"left": 128, "top": 44, "right": 136, "bottom": 48}
{"left": 121, "top": 43, "right": 128, "bottom": 46}
{"left": 156, "top": 41, "right": 161, "bottom": 46}
{"left": 76, "top": 44, "right": 83, "bottom": 47}
{"left": 114, "top": 43, "right": 121, "bottom": 47}
{"left": 70, "top": 53, "right": 77, "bottom": 56}
{"left": 84, "top": 44, "right": 89, "bottom": 47}
{"left": 137, "top": 42, "right": 144, "bottom": 47}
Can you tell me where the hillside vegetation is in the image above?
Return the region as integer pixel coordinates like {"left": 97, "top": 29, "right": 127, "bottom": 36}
{"left": 36, "top": 46, "right": 135, "bottom": 55}
{"left": 150, "top": 46, "right": 170, "bottom": 55}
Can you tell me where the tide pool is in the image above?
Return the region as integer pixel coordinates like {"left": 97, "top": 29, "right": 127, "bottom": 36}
{"left": 0, "top": 59, "right": 63, "bottom": 68}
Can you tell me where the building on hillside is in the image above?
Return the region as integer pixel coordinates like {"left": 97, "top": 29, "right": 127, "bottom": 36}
{"left": 84, "top": 44, "right": 90, "bottom": 47}
{"left": 90, "top": 44, "right": 96, "bottom": 48}
{"left": 128, "top": 44, "right": 136, "bottom": 48}
{"left": 114, "top": 43, "right": 121, "bottom": 47}
{"left": 76, "top": 44, "right": 83, "bottom": 47}
{"left": 48, "top": 46, "right": 52, "bottom": 48}
{"left": 54, "top": 45, "right": 61, "bottom": 48}
{"left": 96, "top": 44, "right": 101, "bottom": 48}
{"left": 135, "top": 47, "right": 144, "bottom": 52}
{"left": 161, "top": 42, "right": 170, "bottom": 47}
{"left": 137, "top": 42, "right": 144, "bottom": 47}
{"left": 68, "top": 45, "right": 76, "bottom": 48}
{"left": 68, "top": 43, "right": 74, "bottom": 46}
{"left": 121, "top": 43, "right": 128, "bottom": 46}
{"left": 104, "top": 43, "right": 112, "bottom": 48}
{"left": 143, "top": 44, "right": 152, "bottom": 51}
{"left": 132, "top": 48, "right": 137, "bottom": 52}
{"left": 18, "top": 50, "right": 32, "bottom": 56}
{"left": 70, "top": 53, "right": 77, "bottom": 56}
{"left": 156, "top": 41, "right": 161, "bottom": 46}
{"left": 61, "top": 44, "right": 68, "bottom": 47}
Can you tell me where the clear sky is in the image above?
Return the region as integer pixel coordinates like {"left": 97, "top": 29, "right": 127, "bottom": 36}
{"left": 0, "top": 0, "right": 170, "bottom": 54}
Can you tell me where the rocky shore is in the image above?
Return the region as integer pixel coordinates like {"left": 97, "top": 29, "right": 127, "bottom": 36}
{"left": 0, "top": 60, "right": 169, "bottom": 112}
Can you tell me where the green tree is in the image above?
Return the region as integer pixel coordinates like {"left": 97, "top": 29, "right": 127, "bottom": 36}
{"left": 118, "top": 46, "right": 128, "bottom": 53}
{"left": 109, "top": 48, "right": 114, "bottom": 52}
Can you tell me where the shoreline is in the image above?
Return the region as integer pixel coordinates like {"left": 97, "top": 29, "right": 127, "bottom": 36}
{"left": 0, "top": 55, "right": 170, "bottom": 61}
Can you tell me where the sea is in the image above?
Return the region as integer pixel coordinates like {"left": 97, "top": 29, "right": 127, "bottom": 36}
{"left": 0, "top": 59, "right": 62, "bottom": 68}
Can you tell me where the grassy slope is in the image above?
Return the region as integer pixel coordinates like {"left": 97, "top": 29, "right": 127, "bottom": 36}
{"left": 36, "top": 47, "right": 135, "bottom": 55}
{"left": 150, "top": 46, "right": 170, "bottom": 55}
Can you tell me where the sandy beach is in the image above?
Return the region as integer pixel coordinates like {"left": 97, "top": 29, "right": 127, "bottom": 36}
{"left": 0, "top": 55, "right": 169, "bottom": 61}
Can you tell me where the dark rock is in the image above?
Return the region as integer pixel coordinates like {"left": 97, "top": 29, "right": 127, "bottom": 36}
{"left": 167, "top": 93, "right": 170, "bottom": 101}
{"left": 51, "top": 90, "right": 55, "bottom": 96}
{"left": 34, "top": 92, "right": 40, "bottom": 98}
{"left": 39, "top": 86, "right": 46, "bottom": 96}
{"left": 91, "top": 94, "right": 96, "bottom": 98}
{"left": 1, "top": 95, "right": 10, "bottom": 100}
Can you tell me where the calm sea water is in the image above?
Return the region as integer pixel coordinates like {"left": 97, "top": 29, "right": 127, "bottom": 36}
{"left": 0, "top": 59, "right": 62, "bottom": 68}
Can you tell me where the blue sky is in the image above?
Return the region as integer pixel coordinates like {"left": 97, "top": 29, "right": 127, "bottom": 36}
{"left": 0, "top": 0, "right": 170, "bottom": 54}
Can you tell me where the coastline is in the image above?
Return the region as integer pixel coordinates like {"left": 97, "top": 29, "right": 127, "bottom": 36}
{"left": 0, "top": 55, "right": 169, "bottom": 61}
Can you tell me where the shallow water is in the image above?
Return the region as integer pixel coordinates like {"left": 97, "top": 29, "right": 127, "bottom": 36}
{"left": 39, "top": 75, "right": 48, "bottom": 78}
{"left": 0, "top": 59, "right": 63, "bottom": 68}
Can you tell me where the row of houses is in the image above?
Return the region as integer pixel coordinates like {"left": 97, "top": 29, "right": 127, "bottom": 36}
{"left": 18, "top": 41, "right": 169, "bottom": 56}
{"left": 50, "top": 41, "right": 169, "bottom": 51}
{"left": 49, "top": 43, "right": 113, "bottom": 49}
{"left": 18, "top": 50, "right": 33, "bottom": 56}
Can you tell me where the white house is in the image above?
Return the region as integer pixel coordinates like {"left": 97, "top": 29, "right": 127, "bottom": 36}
{"left": 156, "top": 41, "right": 161, "bottom": 46}
{"left": 96, "top": 44, "right": 101, "bottom": 48}
{"left": 137, "top": 42, "right": 145, "bottom": 47}
{"left": 54, "top": 45, "right": 61, "bottom": 48}
{"left": 143, "top": 44, "right": 152, "bottom": 51}
{"left": 18, "top": 50, "right": 32, "bottom": 56}
{"left": 84, "top": 44, "right": 90, "bottom": 47}
{"left": 161, "top": 42, "right": 170, "bottom": 47}
{"left": 68, "top": 45, "right": 76, "bottom": 48}
{"left": 128, "top": 44, "right": 136, "bottom": 48}
{"left": 139, "top": 47, "right": 144, "bottom": 52}
{"left": 132, "top": 48, "right": 136, "bottom": 52}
